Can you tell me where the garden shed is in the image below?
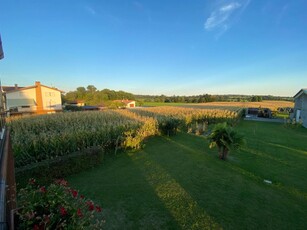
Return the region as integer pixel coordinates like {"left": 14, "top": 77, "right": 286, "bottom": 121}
{"left": 293, "top": 89, "right": 307, "bottom": 128}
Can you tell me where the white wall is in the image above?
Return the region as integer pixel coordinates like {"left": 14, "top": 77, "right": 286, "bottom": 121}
{"left": 6, "top": 88, "right": 37, "bottom": 111}
{"left": 41, "top": 86, "right": 62, "bottom": 111}
{"left": 6, "top": 88, "right": 36, "bottom": 100}
{"left": 126, "top": 101, "right": 136, "bottom": 108}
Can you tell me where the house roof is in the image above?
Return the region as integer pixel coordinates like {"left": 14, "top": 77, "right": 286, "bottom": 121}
{"left": 113, "top": 100, "right": 135, "bottom": 104}
{"left": 2, "top": 86, "right": 24, "bottom": 92}
{"left": 82, "top": 106, "right": 99, "bottom": 110}
{"left": 293, "top": 89, "right": 307, "bottom": 99}
{"left": 4, "top": 84, "right": 64, "bottom": 94}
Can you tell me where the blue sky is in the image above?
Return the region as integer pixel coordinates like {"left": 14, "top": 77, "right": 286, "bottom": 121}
{"left": 0, "top": 0, "right": 306, "bottom": 96}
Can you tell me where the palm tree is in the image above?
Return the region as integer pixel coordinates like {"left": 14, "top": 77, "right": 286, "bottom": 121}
{"left": 208, "top": 123, "right": 245, "bottom": 160}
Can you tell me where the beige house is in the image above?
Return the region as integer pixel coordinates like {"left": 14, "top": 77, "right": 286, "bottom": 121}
{"left": 3, "top": 81, "right": 63, "bottom": 115}
{"left": 113, "top": 100, "right": 136, "bottom": 108}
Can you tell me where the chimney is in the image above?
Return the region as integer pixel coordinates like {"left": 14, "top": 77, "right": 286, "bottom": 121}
{"left": 35, "top": 81, "right": 44, "bottom": 114}
{"left": 14, "top": 84, "right": 18, "bottom": 90}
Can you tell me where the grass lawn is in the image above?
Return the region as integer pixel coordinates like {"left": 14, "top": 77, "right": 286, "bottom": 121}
{"left": 68, "top": 121, "right": 307, "bottom": 229}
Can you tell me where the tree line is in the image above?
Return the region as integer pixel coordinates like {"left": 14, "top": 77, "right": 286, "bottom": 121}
{"left": 135, "top": 94, "right": 292, "bottom": 103}
{"left": 63, "top": 85, "right": 293, "bottom": 106}
{"left": 63, "top": 85, "right": 135, "bottom": 106}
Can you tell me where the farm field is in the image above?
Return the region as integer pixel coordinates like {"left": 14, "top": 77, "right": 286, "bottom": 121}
{"left": 143, "top": 102, "right": 189, "bottom": 107}
{"left": 143, "top": 100, "right": 294, "bottom": 111}
{"left": 68, "top": 121, "right": 307, "bottom": 229}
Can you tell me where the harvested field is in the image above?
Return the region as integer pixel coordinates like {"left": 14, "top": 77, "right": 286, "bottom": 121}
{"left": 188, "top": 100, "right": 294, "bottom": 111}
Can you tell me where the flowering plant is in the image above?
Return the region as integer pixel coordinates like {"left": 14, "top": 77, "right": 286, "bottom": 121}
{"left": 17, "top": 178, "right": 104, "bottom": 229}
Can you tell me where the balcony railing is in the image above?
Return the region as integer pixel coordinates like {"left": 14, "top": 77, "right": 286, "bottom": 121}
{"left": 0, "top": 112, "right": 16, "bottom": 229}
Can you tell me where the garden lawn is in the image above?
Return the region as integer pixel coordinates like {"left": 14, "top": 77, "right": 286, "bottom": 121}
{"left": 68, "top": 121, "right": 307, "bottom": 229}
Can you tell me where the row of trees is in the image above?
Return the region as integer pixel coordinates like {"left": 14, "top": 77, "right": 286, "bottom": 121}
{"left": 63, "top": 85, "right": 293, "bottom": 106}
{"left": 135, "top": 94, "right": 269, "bottom": 103}
{"left": 63, "top": 85, "right": 135, "bottom": 106}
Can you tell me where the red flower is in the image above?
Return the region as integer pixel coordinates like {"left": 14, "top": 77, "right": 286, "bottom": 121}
{"left": 55, "top": 179, "right": 68, "bottom": 187}
{"left": 71, "top": 189, "right": 78, "bottom": 198}
{"left": 80, "top": 195, "right": 85, "bottom": 199}
{"left": 39, "top": 186, "right": 47, "bottom": 193}
{"left": 95, "top": 206, "right": 102, "bottom": 212}
{"left": 86, "top": 201, "right": 95, "bottom": 211}
{"left": 59, "top": 207, "right": 67, "bottom": 216}
{"left": 77, "top": 208, "right": 83, "bottom": 218}
{"left": 33, "top": 225, "right": 39, "bottom": 230}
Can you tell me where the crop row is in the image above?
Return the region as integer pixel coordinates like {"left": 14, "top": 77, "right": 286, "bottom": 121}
{"left": 131, "top": 106, "right": 243, "bottom": 135}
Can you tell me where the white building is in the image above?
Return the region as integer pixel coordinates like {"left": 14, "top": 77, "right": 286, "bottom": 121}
{"left": 113, "top": 100, "right": 136, "bottom": 108}
{"left": 293, "top": 89, "right": 307, "bottom": 128}
{"left": 3, "top": 81, "right": 63, "bottom": 115}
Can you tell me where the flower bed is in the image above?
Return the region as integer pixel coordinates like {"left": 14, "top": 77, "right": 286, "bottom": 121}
{"left": 16, "top": 178, "right": 104, "bottom": 229}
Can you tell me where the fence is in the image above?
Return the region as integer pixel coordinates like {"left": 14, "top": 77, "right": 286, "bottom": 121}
{"left": 0, "top": 112, "right": 16, "bottom": 229}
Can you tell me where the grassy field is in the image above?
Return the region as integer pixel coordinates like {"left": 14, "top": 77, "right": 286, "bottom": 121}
{"left": 143, "top": 100, "right": 294, "bottom": 111}
{"left": 68, "top": 121, "right": 307, "bottom": 229}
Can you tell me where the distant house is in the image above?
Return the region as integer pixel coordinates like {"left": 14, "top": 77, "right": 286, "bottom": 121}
{"left": 65, "top": 100, "right": 85, "bottom": 107}
{"left": 3, "top": 81, "right": 63, "bottom": 115}
{"left": 113, "top": 100, "right": 136, "bottom": 108}
{"left": 293, "top": 89, "right": 307, "bottom": 128}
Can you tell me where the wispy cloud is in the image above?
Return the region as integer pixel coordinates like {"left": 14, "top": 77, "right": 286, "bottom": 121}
{"left": 85, "top": 5, "right": 97, "bottom": 16}
{"left": 132, "top": 1, "right": 153, "bottom": 23}
{"left": 276, "top": 4, "right": 289, "bottom": 24}
{"left": 220, "top": 2, "right": 241, "bottom": 12}
{"left": 204, "top": 0, "right": 250, "bottom": 36}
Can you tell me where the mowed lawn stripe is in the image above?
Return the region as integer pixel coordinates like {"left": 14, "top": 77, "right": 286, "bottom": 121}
{"left": 68, "top": 121, "right": 307, "bottom": 229}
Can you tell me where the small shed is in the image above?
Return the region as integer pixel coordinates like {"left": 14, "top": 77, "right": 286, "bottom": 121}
{"left": 113, "top": 100, "right": 136, "bottom": 108}
{"left": 293, "top": 89, "right": 307, "bottom": 128}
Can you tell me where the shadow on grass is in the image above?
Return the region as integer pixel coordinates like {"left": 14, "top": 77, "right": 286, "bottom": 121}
{"left": 128, "top": 150, "right": 222, "bottom": 230}
{"left": 68, "top": 153, "right": 180, "bottom": 230}
{"left": 143, "top": 133, "right": 307, "bottom": 229}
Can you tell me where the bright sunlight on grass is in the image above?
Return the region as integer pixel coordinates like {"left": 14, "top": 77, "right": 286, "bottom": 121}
{"left": 68, "top": 121, "right": 307, "bottom": 229}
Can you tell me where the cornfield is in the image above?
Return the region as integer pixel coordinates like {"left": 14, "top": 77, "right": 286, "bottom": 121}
{"left": 10, "top": 107, "right": 243, "bottom": 167}
{"left": 10, "top": 111, "right": 153, "bottom": 167}
{"left": 131, "top": 106, "right": 243, "bottom": 135}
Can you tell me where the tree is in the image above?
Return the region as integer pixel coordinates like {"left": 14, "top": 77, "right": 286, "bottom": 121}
{"left": 76, "top": 87, "right": 86, "bottom": 99}
{"left": 86, "top": 85, "right": 97, "bottom": 94}
{"left": 208, "top": 123, "right": 245, "bottom": 160}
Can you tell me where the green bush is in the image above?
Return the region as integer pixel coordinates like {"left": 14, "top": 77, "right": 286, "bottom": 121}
{"left": 159, "top": 117, "right": 181, "bottom": 136}
{"left": 15, "top": 147, "right": 104, "bottom": 188}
